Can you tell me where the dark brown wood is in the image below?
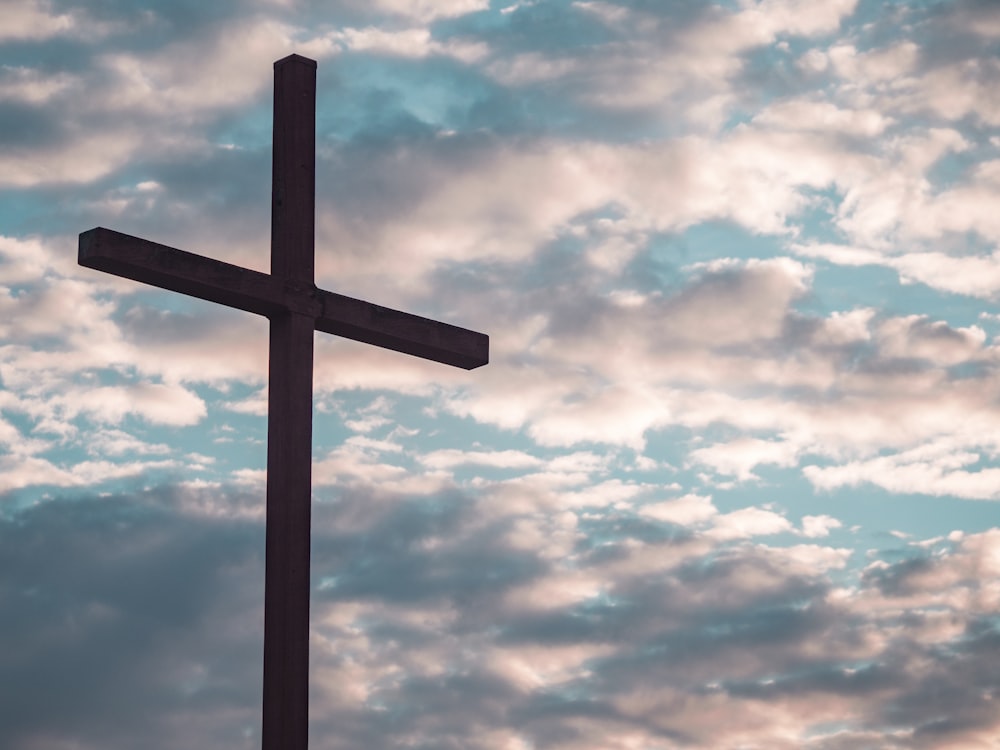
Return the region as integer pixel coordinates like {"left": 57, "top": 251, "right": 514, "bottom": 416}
{"left": 262, "top": 311, "right": 314, "bottom": 750}
{"left": 316, "top": 289, "right": 488, "bottom": 369}
{"left": 77, "top": 53, "right": 488, "bottom": 750}
{"left": 79, "top": 227, "right": 286, "bottom": 317}
{"left": 261, "top": 54, "right": 318, "bottom": 750}
{"left": 272, "top": 55, "right": 316, "bottom": 283}
{"left": 79, "top": 227, "right": 489, "bottom": 369}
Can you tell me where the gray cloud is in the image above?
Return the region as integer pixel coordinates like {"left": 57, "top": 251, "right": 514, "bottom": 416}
{"left": 0, "top": 487, "right": 265, "bottom": 750}
{"left": 3, "top": 479, "right": 1000, "bottom": 749}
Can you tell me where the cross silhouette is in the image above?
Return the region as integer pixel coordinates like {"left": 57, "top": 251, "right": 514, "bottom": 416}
{"left": 78, "top": 54, "right": 488, "bottom": 750}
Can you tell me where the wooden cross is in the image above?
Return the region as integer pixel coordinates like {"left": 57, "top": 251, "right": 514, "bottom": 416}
{"left": 77, "top": 54, "right": 488, "bottom": 750}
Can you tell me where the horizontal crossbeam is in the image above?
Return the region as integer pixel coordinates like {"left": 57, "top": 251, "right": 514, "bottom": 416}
{"left": 80, "top": 227, "right": 284, "bottom": 315}
{"left": 79, "top": 227, "right": 489, "bottom": 370}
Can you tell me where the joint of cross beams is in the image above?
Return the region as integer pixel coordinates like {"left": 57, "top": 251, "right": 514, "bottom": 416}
{"left": 279, "top": 279, "right": 322, "bottom": 318}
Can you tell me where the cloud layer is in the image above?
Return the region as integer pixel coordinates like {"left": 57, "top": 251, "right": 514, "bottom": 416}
{"left": 2, "top": 0, "right": 1000, "bottom": 748}
{"left": 3, "top": 486, "right": 999, "bottom": 749}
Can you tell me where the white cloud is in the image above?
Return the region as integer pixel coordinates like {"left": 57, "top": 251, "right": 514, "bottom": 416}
{"left": 344, "top": 414, "right": 391, "bottom": 433}
{"left": 96, "top": 19, "right": 307, "bottom": 117}
{"left": 313, "top": 440, "right": 449, "bottom": 495}
{"left": 329, "top": 26, "right": 488, "bottom": 62}
{"left": 64, "top": 383, "right": 206, "bottom": 426}
{"left": 689, "top": 437, "right": 802, "bottom": 481}
{"left": 817, "top": 308, "right": 876, "bottom": 345}
{"left": 805, "top": 438, "right": 1000, "bottom": 500}
{"left": 367, "top": 0, "right": 489, "bottom": 22}
{"left": 525, "top": 384, "right": 671, "bottom": 450}
{"left": 0, "top": 65, "right": 75, "bottom": 103}
{"left": 0, "top": 17, "right": 344, "bottom": 189}
{"left": 443, "top": 237, "right": 1000, "bottom": 488}
{"left": 876, "top": 315, "right": 987, "bottom": 365}
{"left": 897, "top": 58, "right": 1000, "bottom": 126}
{"left": 753, "top": 98, "right": 894, "bottom": 137}
{"left": 739, "top": 0, "right": 859, "bottom": 39}
{"left": 640, "top": 493, "right": 718, "bottom": 525}
{"left": 778, "top": 542, "right": 851, "bottom": 570}
{"left": 828, "top": 40, "right": 919, "bottom": 81}
{"left": 894, "top": 251, "right": 1000, "bottom": 299}
{"left": 421, "top": 448, "right": 543, "bottom": 470}
{"left": 0, "top": 0, "right": 76, "bottom": 41}
{"left": 707, "top": 505, "right": 795, "bottom": 540}
{"left": 0, "top": 234, "right": 58, "bottom": 286}
{"left": 223, "top": 388, "right": 268, "bottom": 417}
{"left": 86, "top": 428, "right": 171, "bottom": 457}
{"left": 0, "top": 454, "right": 178, "bottom": 493}
{"left": 796, "top": 47, "right": 829, "bottom": 73}
{"left": 792, "top": 241, "right": 882, "bottom": 267}
{"left": 949, "top": 1, "right": 1000, "bottom": 39}
{"left": 492, "top": 0, "right": 857, "bottom": 123}
{"left": 0, "top": 130, "right": 146, "bottom": 188}
{"left": 795, "top": 243, "right": 1000, "bottom": 300}
{"left": 801, "top": 514, "right": 843, "bottom": 538}
{"left": 500, "top": 568, "right": 605, "bottom": 612}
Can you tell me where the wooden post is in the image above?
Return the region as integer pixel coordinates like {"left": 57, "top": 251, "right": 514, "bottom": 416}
{"left": 262, "top": 55, "right": 317, "bottom": 750}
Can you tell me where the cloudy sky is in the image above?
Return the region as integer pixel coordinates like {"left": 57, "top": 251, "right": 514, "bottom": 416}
{"left": 3, "top": 0, "right": 1000, "bottom": 747}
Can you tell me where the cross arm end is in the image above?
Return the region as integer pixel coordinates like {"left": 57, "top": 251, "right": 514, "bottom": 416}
{"left": 315, "top": 290, "right": 489, "bottom": 370}
{"left": 78, "top": 227, "right": 283, "bottom": 317}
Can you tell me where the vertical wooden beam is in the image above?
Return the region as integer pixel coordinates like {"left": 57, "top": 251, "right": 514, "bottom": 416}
{"left": 271, "top": 54, "right": 317, "bottom": 284}
{"left": 262, "top": 312, "right": 314, "bottom": 750}
{"left": 262, "top": 54, "right": 317, "bottom": 750}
